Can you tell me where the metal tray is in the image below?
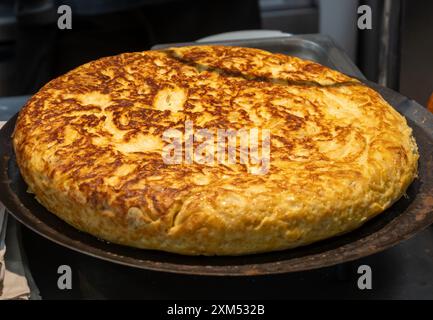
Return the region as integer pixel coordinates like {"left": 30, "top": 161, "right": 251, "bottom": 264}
{"left": 1, "top": 36, "right": 433, "bottom": 276}
{"left": 152, "top": 34, "right": 365, "bottom": 79}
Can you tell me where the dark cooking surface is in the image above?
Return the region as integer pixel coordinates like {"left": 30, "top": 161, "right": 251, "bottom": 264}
{"left": 4, "top": 111, "right": 433, "bottom": 300}
{"left": 20, "top": 220, "right": 433, "bottom": 299}
{"left": 13, "top": 98, "right": 433, "bottom": 297}
{"left": 2, "top": 80, "right": 433, "bottom": 276}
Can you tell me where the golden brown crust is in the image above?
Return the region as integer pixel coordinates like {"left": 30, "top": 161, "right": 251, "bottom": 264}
{"left": 12, "top": 46, "right": 419, "bottom": 255}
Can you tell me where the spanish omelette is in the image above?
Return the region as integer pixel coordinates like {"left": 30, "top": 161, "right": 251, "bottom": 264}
{"left": 12, "top": 46, "right": 419, "bottom": 255}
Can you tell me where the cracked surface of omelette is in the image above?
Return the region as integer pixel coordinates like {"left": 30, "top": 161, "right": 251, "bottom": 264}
{"left": 12, "top": 46, "right": 419, "bottom": 255}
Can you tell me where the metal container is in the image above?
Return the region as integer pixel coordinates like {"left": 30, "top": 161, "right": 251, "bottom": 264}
{"left": 152, "top": 34, "right": 365, "bottom": 79}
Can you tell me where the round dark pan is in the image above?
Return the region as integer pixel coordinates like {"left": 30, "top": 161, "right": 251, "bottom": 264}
{"left": 1, "top": 80, "right": 433, "bottom": 276}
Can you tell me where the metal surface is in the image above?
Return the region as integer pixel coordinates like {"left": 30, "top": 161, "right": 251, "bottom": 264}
{"left": 1, "top": 36, "right": 433, "bottom": 276}
{"left": 0, "top": 96, "right": 30, "bottom": 120}
{"left": 152, "top": 34, "right": 365, "bottom": 79}
{"left": 378, "top": 0, "right": 403, "bottom": 90}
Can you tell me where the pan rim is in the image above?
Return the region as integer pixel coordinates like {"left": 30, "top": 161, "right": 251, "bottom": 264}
{"left": 1, "top": 80, "right": 433, "bottom": 276}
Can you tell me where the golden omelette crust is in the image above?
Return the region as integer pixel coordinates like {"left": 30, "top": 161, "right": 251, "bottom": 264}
{"left": 12, "top": 46, "right": 418, "bottom": 255}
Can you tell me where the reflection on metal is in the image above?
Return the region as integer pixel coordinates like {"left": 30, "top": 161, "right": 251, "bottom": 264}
{"left": 378, "top": 0, "right": 402, "bottom": 90}
{"left": 318, "top": 0, "right": 359, "bottom": 61}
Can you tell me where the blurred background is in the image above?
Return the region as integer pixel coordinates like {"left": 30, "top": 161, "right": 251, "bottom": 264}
{"left": 0, "top": 0, "right": 431, "bottom": 105}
